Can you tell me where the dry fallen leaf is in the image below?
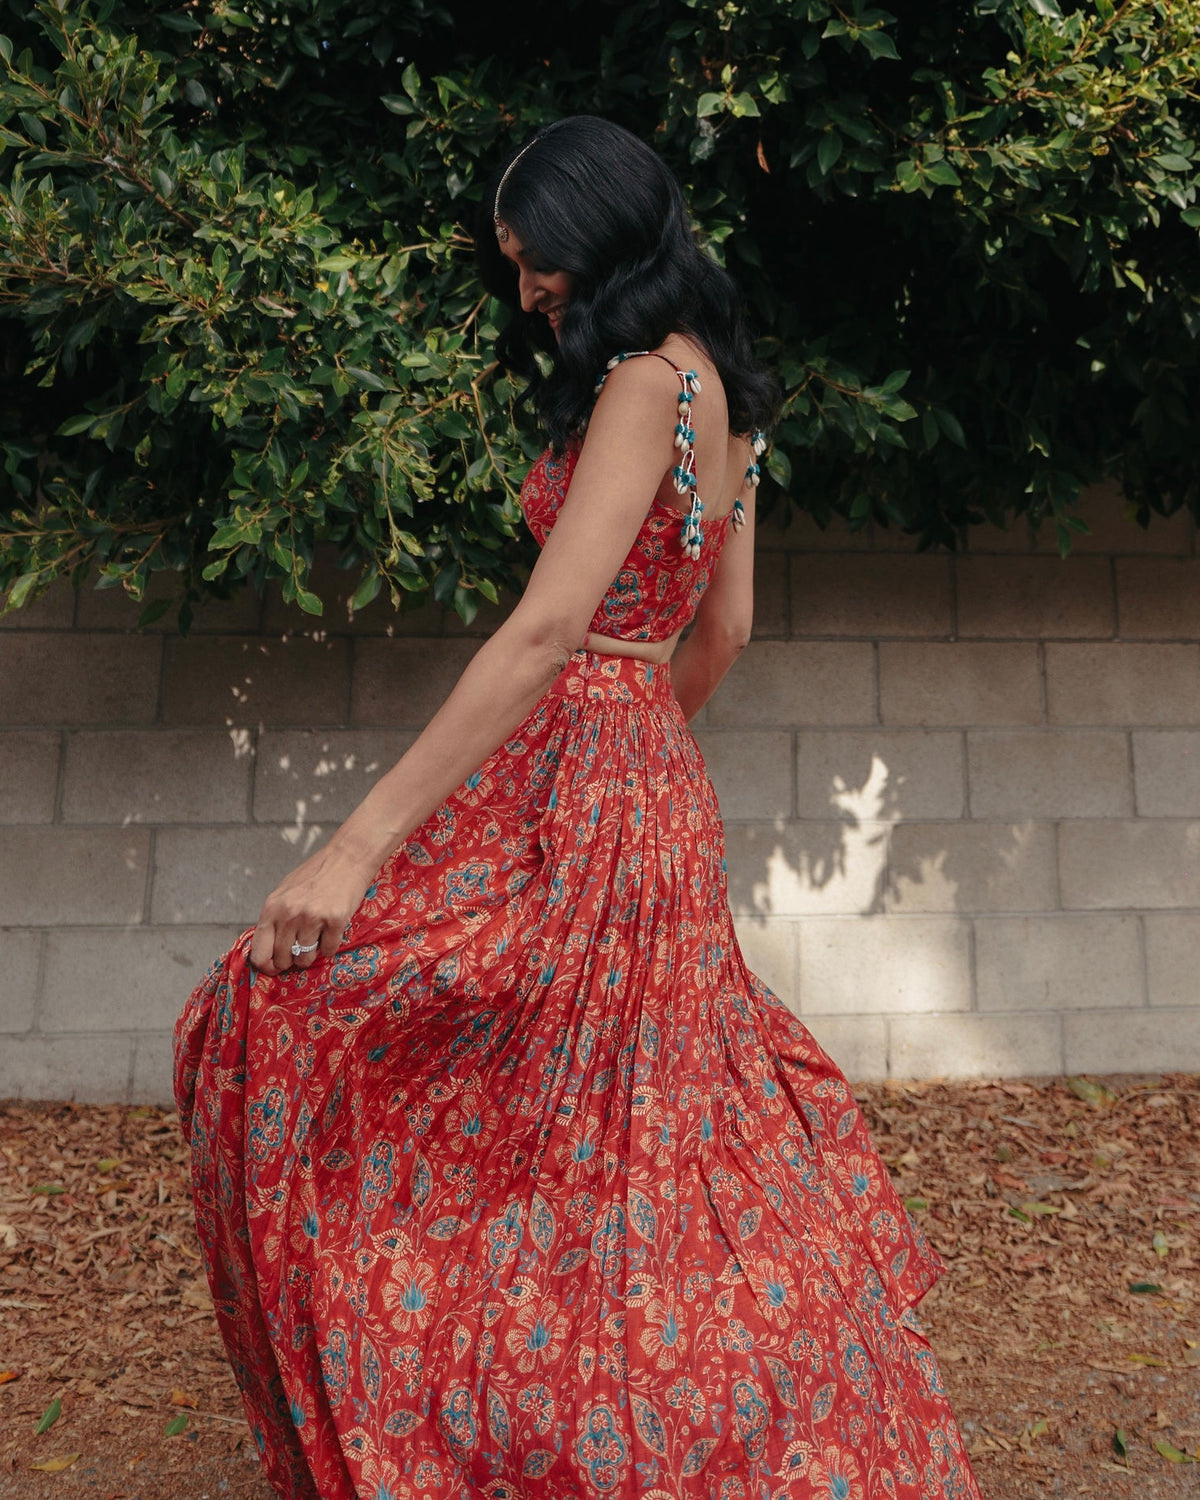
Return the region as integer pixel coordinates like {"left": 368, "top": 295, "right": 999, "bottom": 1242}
{"left": 181, "top": 1284, "right": 213, "bottom": 1312}
{"left": 169, "top": 1387, "right": 199, "bottom": 1408}
{"left": 29, "top": 1453, "right": 80, "bottom": 1473}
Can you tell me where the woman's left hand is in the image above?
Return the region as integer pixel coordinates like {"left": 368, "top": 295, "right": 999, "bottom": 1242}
{"left": 248, "top": 837, "right": 381, "bottom": 977}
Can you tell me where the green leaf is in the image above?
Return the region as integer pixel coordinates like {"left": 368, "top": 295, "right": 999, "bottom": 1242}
{"left": 296, "top": 588, "right": 324, "bottom": 615}
{"left": 1127, "top": 1282, "right": 1163, "bottom": 1295}
{"left": 57, "top": 414, "right": 96, "bottom": 437}
{"left": 1112, "top": 1428, "right": 1128, "bottom": 1461}
{"left": 165, "top": 1412, "right": 188, "bottom": 1437}
{"left": 5, "top": 572, "right": 41, "bottom": 612}
{"left": 924, "top": 160, "right": 962, "bottom": 187}
{"left": 1068, "top": 1076, "right": 1115, "bottom": 1107}
{"left": 859, "top": 29, "right": 899, "bottom": 61}
{"left": 817, "top": 132, "right": 842, "bottom": 175}
{"left": 36, "top": 1398, "right": 61, "bottom": 1435}
{"left": 1153, "top": 1439, "right": 1195, "bottom": 1464}
{"left": 696, "top": 92, "right": 725, "bottom": 118}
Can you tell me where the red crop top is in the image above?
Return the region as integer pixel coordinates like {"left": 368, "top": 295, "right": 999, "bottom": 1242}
{"left": 518, "top": 355, "right": 737, "bottom": 644}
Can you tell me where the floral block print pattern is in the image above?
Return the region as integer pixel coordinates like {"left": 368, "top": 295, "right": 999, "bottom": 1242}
{"left": 175, "top": 432, "right": 984, "bottom": 1498}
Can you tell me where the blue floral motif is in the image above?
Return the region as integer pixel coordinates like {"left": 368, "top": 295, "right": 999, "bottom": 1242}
{"left": 590, "top": 1204, "right": 627, "bottom": 1279}
{"left": 247, "top": 1087, "right": 285, "bottom": 1162}
{"left": 630, "top": 1396, "right": 666, "bottom": 1455}
{"left": 731, "top": 1377, "right": 768, "bottom": 1461}
{"left": 446, "top": 861, "right": 491, "bottom": 903}
{"left": 360, "top": 1141, "right": 394, "bottom": 1212}
{"left": 487, "top": 1389, "right": 511, "bottom": 1451}
{"left": 319, "top": 1328, "right": 350, "bottom": 1407}
{"left": 437, "top": 1385, "right": 477, "bottom": 1462}
{"left": 577, "top": 1403, "right": 627, "bottom": 1491}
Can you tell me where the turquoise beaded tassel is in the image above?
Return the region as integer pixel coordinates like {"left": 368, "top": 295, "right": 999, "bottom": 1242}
{"left": 673, "top": 370, "right": 703, "bottom": 558}
{"left": 733, "top": 430, "right": 767, "bottom": 532}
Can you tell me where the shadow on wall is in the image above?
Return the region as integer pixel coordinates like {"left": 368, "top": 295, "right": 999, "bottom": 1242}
{"left": 721, "top": 749, "right": 1035, "bottom": 921}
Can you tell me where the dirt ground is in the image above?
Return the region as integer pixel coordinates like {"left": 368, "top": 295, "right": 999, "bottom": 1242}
{"left": 0, "top": 1072, "right": 1196, "bottom": 1499}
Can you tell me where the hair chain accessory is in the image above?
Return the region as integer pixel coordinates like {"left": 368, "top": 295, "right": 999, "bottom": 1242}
{"left": 493, "top": 136, "right": 540, "bottom": 242}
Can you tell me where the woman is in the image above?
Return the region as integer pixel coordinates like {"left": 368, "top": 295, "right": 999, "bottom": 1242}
{"left": 176, "top": 116, "right": 982, "bottom": 1499}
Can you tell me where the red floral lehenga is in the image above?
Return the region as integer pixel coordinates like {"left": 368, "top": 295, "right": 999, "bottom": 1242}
{"left": 175, "top": 367, "right": 984, "bottom": 1499}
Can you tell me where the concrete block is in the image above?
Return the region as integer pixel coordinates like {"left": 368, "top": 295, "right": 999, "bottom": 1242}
{"left": 0, "top": 579, "right": 75, "bottom": 630}
{"left": 887, "top": 822, "right": 1057, "bottom": 913}
{"left": 794, "top": 730, "right": 964, "bottom": 821}
{"left": 254, "top": 728, "right": 416, "bottom": 824}
{"left": 967, "top": 730, "right": 1131, "bottom": 819}
{"left": 797, "top": 916, "right": 971, "bottom": 1014}
{"left": 1046, "top": 644, "right": 1200, "bottom": 726}
{"left": 975, "top": 915, "right": 1142, "bottom": 1012}
{"left": 955, "top": 557, "right": 1113, "bottom": 639}
{"left": 1133, "top": 731, "right": 1200, "bottom": 816}
{"left": 1059, "top": 821, "right": 1200, "bottom": 909}
{"left": 694, "top": 730, "right": 792, "bottom": 821}
{"left": 0, "top": 828, "right": 150, "bottom": 925}
{"left": 0, "top": 930, "right": 42, "bottom": 1032}
{"left": 162, "top": 636, "right": 350, "bottom": 726}
{"left": 0, "top": 732, "right": 60, "bottom": 822}
{"left": 151, "top": 825, "right": 331, "bottom": 925}
{"left": 351, "top": 640, "right": 479, "bottom": 728}
{"left": 62, "top": 730, "right": 253, "bottom": 824}
{"left": 1063, "top": 1007, "right": 1200, "bottom": 1074}
{"left": 879, "top": 643, "right": 1042, "bottom": 726}
{"left": 798, "top": 1014, "right": 889, "bottom": 1081}
{"left": 74, "top": 571, "right": 262, "bottom": 633}
{"left": 0, "top": 1034, "right": 134, "bottom": 1103}
{"left": 749, "top": 552, "right": 788, "bottom": 638}
{"left": 131, "top": 1031, "right": 177, "bottom": 1107}
{"left": 724, "top": 821, "right": 891, "bottom": 917}
{"left": 890, "top": 1012, "right": 1063, "bottom": 1079}
{"left": 40, "top": 925, "right": 239, "bottom": 1033}
{"left": 707, "top": 643, "right": 875, "bottom": 728}
{"left": 732, "top": 915, "right": 799, "bottom": 1003}
{"left": 756, "top": 506, "right": 873, "bottom": 552}
{"left": 1144, "top": 915, "right": 1200, "bottom": 1009}
{"left": 1118, "top": 558, "right": 1200, "bottom": 638}
{"left": 1035, "top": 481, "right": 1191, "bottom": 555}
{"left": 789, "top": 555, "right": 952, "bottom": 638}
{"left": 0, "top": 634, "right": 160, "bottom": 726}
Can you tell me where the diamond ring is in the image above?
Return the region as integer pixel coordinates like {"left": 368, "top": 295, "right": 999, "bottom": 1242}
{"left": 290, "top": 939, "right": 320, "bottom": 957}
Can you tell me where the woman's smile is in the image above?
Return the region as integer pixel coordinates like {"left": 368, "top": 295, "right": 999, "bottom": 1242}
{"left": 497, "top": 228, "right": 575, "bottom": 339}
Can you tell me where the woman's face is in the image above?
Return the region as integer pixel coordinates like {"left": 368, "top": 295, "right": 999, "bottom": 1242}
{"left": 497, "top": 229, "right": 575, "bottom": 340}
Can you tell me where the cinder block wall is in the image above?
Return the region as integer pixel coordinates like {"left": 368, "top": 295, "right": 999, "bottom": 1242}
{"left": 2, "top": 483, "right": 1198, "bottom": 1103}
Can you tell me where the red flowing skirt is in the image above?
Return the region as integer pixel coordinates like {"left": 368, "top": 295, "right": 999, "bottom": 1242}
{"left": 174, "top": 651, "right": 983, "bottom": 1499}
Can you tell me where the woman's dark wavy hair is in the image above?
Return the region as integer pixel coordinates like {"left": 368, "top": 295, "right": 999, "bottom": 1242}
{"left": 475, "top": 116, "right": 778, "bottom": 451}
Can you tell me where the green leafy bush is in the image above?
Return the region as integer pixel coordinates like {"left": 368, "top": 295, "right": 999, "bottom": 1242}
{"left": 2, "top": 0, "right": 1198, "bottom": 626}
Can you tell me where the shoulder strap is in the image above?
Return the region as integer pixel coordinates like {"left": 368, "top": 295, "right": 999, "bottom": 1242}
{"left": 594, "top": 350, "right": 708, "bottom": 559}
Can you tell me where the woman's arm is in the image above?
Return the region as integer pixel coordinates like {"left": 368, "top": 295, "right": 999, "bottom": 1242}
{"left": 249, "top": 356, "right": 684, "bottom": 974}
{"left": 669, "top": 486, "right": 756, "bottom": 721}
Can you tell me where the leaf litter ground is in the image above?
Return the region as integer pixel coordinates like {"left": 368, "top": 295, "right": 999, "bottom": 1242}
{"left": 0, "top": 1072, "right": 1196, "bottom": 1498}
